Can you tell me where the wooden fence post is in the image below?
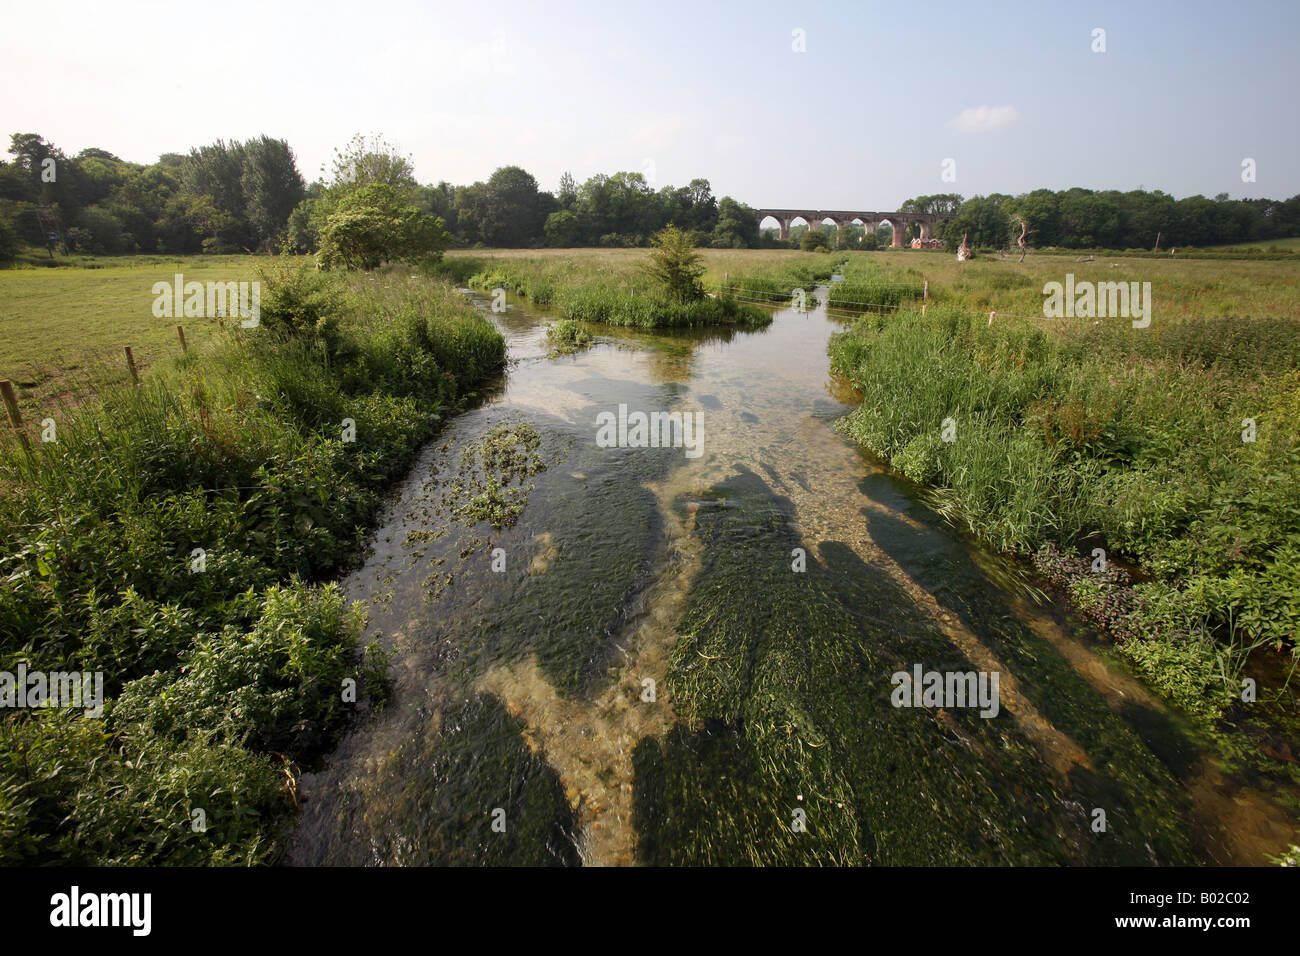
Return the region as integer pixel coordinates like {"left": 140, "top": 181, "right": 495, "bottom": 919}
{"left": 177, "top": 325, "right": 188, "bottom": 353}
{"left": 1, "top": 380, "right": 30, "bottom": 448}
{"left": 124, "top": 346, "right": 139, "bottom": 385}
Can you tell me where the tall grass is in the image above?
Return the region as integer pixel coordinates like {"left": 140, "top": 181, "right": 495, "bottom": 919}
{"left": 0, "top": 260, "right": 505, "bottom": 864}
{"left": 463, "top": 254, "right": 773, "bottom": 328}
{"left": 712, "top": 254, "right": 843, "bottom": 304}
{"left": 826, "top": 258, "right": 926, "bottom": 314}
{"left": 829, "top": 304, "right": 1300, "bottom": 723}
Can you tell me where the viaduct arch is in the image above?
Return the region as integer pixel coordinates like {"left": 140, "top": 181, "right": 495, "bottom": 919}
{"left": 755, "top": 208, "right": 955, "bottom": 247}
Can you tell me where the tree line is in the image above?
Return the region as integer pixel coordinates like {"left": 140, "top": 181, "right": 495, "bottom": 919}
{"left": 2, "top": 130, "right": 1297, "bottom": 262}
{"left": 0, "top": 131, "right": 760, "bottom": 261}
{"left": 904, "top": 189, "right": 1300, "bottom": 251}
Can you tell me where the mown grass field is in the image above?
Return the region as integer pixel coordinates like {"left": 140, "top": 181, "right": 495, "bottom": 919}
{"left": 0, "top": 255, "right": 261, "bottom": 408}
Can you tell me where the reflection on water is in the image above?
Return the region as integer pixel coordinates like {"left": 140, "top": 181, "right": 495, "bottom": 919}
{"left": 288, "top": 288, "right": 1298, "bottom": 867}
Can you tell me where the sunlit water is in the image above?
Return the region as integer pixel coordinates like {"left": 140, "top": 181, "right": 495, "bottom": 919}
{"left": 288, "top": 287, "right": 1297, "bottom": 867}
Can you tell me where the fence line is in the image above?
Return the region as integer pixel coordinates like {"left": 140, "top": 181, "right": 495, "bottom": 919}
{"left": 1, "top": 325, "right": 207, "bottom": 446}
{"left": 706, "top": 284, "right": 1098, "bottom": 325}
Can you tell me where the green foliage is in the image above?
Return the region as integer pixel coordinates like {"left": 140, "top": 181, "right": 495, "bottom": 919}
{"left": 324, "top": 133, "right": 418, "bottom": 198}
{"left": 544, "top": 209, "right": 580, "bottom": 246}
{"left": 939, "top": 195, "right": 1013, "bottom": 249}
{"left": 317, "top": 183, "right": 450, "bottom": 270}
{"left": 255, "top": 248, "right": 345, "bottom": 337}
{"left": 558, "top": 284, "right": 767, "bottom": 328}
{"left": 446, "top": 422, "right": 546, "bottom": 529}
{"left": 825, "top": 259, "right": 926, "bottom": 313}
{"left": 74, "top": 204, "right": 127, "bottom": 254}
{"left": 800, "top": 227, "right": 830, "bottom": 251}
{"left": 240, "top": 136, "right": 306, "bottom": 248}
{"left": 545, "top": 318, "right": 593, "bottom": 354}
{"left": 466, "top": 253, "right": 773, "bottom": 329}
{"left": 711, "top": 196, "right": 760, "bottom": 248}
{"left": 0, "top": 214, "right": 17, "bottom": 260}
{"left": 4, "top": 128, "right": 1299, "bottom": 262}
{"left": 0, "top": 270, "right": 506, "bottom": 864}
{"left": 455, "top": 166, "right": 551, "bottom": 247}
{"left": 646, "top": 224, "right": 705, "bottom": 302}
{"left": 828, "top": 303, "right": 1300, "bottom": 723}
{"left": 285, "top": 197, "right": 320, "bottom": 253}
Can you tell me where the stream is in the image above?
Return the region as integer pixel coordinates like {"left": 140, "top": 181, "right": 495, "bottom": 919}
{"left": 287, "top": 282, "right": 1298, "bottom": 866}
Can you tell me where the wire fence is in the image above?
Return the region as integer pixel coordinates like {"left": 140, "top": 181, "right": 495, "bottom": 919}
{"left": 0, "top": 321, "right": 237, "bottom": 448}
{"left": 703, "top": 283, "right": 1093, "bottom": 325}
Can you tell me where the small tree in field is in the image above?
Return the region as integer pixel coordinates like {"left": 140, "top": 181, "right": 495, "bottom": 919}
{"left": 646, "top": 224, "right": 705, "bottom": 302}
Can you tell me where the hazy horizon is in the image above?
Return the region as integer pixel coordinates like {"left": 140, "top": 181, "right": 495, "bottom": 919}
{"left": 3, "top": 0, "right": 1297, "bottom": 207}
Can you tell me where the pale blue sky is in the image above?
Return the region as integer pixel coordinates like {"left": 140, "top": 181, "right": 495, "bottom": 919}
{"left": 2, "top": 0, "right": 1296, "bottom": 207}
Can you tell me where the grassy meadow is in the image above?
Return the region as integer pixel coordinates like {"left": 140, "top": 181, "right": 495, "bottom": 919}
{"left": 446, "top": 247, "right": 844, "bottom": 327}
{"left": 0, "top": 255, "right": 263, "bottom": 408}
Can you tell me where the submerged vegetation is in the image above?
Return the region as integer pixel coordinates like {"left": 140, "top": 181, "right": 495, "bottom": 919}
{"left": 544, "top": 318, "right": 593, "bottom": 355}
{"left": 636, "top": 468, "right": 1194, "bottom": 865}
{"left": 445, "top": 421, "right": 547, "bottom": 530}
{"left": 0, "top": 256, "right": 505, "bottom": 864}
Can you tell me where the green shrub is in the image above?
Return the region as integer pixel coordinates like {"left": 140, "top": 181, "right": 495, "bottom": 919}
{"left": 255, "top": 250, "right": 344, "bottom": 338}
{"left": 546, "top": 319, "right": 593, "bottom": 354}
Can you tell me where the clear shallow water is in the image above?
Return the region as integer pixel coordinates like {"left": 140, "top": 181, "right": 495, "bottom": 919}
{"left": 287, "top": 289, "right": 1298, "bottom": 867}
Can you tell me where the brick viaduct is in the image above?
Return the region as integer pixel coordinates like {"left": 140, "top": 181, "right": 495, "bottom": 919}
{"left": 754, "top": 209, "right": 955, "bottom": 247}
